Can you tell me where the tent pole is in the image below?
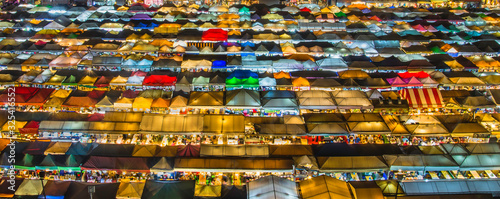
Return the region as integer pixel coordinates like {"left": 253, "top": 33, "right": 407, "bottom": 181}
{"left": 395, "top": 180, "right": 399, "bottom": 199}
{"left": 40, "top": 179, "right": 46, "bottom": 199}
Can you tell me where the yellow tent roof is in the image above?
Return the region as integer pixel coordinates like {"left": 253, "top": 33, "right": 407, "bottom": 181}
{"left": 445, "top": 60, "right": 464, "bottom": 69}
{"left": 114, "top": 97, "right": 134, "bottom": 108}
{"left": 169, "top": 96, "right": 188, "bottom": 108}
{"left": 228, "top": 29, "right": 241, "bottom": 36}
{"left": 321, "top": 7, "right": 333, "bottom": 13}
{"left": 116, "top": 180, "right": 145, "bottom": 198}
{"left": 126, "top": 33, "right": 140, "bottom": 41}
{"left": 78, "top": 76, "right": 98, "bottom": 85}
{"left": 36, "top": 29, "right": 60, "bottom": 35}
{"left": 117, "top": 6, "right": 129, "bottom": 11}
{"left": 218, "top": 13, "right": 239, "bottom": 20}
{"left": 133, "top": 97, "right": 154, "bottom": 109}
{"left": 2, "top": 121, "right": 27, "bottom": 132}
{"left": 339, "top": 70, "right": 370, "bottom": 79}
{"left": 182, "top": 23, "right": 198, "bottom": 28}
{"left": 51, "top": 89, "right": 72, "bottom": 98}
{"left": 110, "top": 76, "right": 128, "bottom": 84}
{"left": 100, "top": 23, "right": 124, "bottom": 29}
{"left": 132, "top": 44, "right": 159, "bottom": 52}
{"left": 44, "top": 142, "right": 72, "bottom": 155}
{"left": 29, "top": 19, "right": 42, "bottom": 25}
{"left": 194, "top": 185, "right": 221, "bottom": 197}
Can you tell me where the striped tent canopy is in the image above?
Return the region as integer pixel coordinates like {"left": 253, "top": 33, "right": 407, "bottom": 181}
{"left": 399, "top": 88, "right": 443, "bottom": 108}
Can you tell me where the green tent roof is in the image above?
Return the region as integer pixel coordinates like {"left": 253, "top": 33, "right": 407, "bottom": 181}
{"left": 335, "top": 12, "right": 346, "bottom": 17}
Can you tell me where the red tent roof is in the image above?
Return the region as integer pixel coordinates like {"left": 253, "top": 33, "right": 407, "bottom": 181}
{"left": 398, "top": 71, "right": 429, "bottom": 79}
{"left": 94, "top": 76, "right": 112, "bottom": 87}
{"left": 34, "top": 40, "right": 47, "bottom": 46}
{"left": 0, "top": 87, "right": 40, "bottom": 105}
{"left": 22, "top": 88, "right": 54, "bottom": 106}
{"left": 131, "top": 70, "right": 148, "bottom": 76}
{"left": 19, "top": 121, "right": 39, "bottom": 134}
{"left": 369, "top": 16, "right": 381, "bottom": 21}
{"left": 122, "top": 90, "right": 140, "bottom": 98}
{"left": 177, "top": 144, "right": 200, "bottom": 157}
{"left": 87, "top": 113, "right": 105, "bottom": 121}
{"left": 88, "top": 90, "right": 106, "bottom": 99}
{"left": 143, "top": 75, "right": 177, "bottom": 86}
{"left": 300, "top": 7, "right": 311, "bottom": 12}
{"left": 202, "top": 29, "right": 228, "bottom": 41}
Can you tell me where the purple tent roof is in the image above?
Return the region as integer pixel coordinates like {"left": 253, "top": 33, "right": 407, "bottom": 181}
{"left": 131, "top": 14, "right": 151, "bottom": 20}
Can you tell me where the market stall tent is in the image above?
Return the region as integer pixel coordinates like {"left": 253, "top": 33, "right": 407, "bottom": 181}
{"left": 195, "top": 184, "right": 221, "bottom": 197}
{"left": 44, "top": 142, "right": 72, "bottom": 155}
{"left": 247, "top": 175, "right": 299, "bottom": 199}
{"left": 43, "top": 180, "right": 71, "bottom": 198}
{"left": 299, "top": 175, "right": 353, "bottom": 199}
{"left": 348, "top": 181, "right": 384, "bottom": 199}
{"left": 399, "top": 88, "right": 443, "bottom": 108}
{"left": 141, "top": 180, "right": 195, "bottom": 199}
{"left": 14, "top": 179, "right": 44, "bottom": 197}
{"left": 383, "top": 154, "right": 459, "bottom": 171}
{"left": 116, "top": 180, "right": 145, "bottom": 199}
{"left": 225, "top": 89, "right": 261, "bottom": 107}
{"left": 317, "top": 156, "right": 389, "bottom": 172}
{"left": 64, "top": 182, "right": 119, "bottom": 199}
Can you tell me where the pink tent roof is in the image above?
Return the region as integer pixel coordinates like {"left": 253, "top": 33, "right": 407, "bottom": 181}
{"left": 387, "top": 77, "right": 407, "bottom": 87}
{"left": 404, "top": 77, "right": 423, "bottom": 87}
{"left": 412, "top": 24, "right": 426, "bottom": 32}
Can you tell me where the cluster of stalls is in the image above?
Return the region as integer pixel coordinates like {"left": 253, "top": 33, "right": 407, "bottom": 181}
{"left": 3, "top": 176, "right": 500, "bottom": 199}
{"left": 6, "top": 69, "right": 500, "bottom": 92}
{"left": 1, "top": 83, "right": 500, "bottom": 115}
{"left": 1, "top": 3, "right": 500, "bottom": 198}
{"left": 1, "top": 5, "right": 500, "bottom": 74}
{"left": 1, "top": 141, "right": 500, "bottom": 198}
{"left": 0, "top": 110, "right": 495, "bottom": 143}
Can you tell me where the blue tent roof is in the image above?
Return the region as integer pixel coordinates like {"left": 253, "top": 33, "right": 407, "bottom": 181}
{"left": 240, "top": 42, "right": 255, "bottom": 47}
{"left": 227, "top": 70, "right": 258, "bottom": 79}
{"left": 212, "top": 60, "right": 227, "bottom": 68}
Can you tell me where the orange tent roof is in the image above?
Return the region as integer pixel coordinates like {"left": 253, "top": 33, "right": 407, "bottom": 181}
{"left": 273, "top": 71, "right": 291, "bottom": 79}
{"left": 151, "top": 98, "right": 170, "bottom": 108}
{"left": 292, "top": 77, "right": 310, "bottom": 87}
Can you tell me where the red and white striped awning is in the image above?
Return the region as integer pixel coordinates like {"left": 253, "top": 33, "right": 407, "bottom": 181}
{"left": 399, "top": 88, "right": 443, "bottom": 108}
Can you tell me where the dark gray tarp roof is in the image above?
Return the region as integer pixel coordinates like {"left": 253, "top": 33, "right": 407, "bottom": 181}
{"left": 314, "top": 143, "right": 403, "bottom": 156}
{"left": 142, "top": 180, "right": 195, "bottom": 199}
{"left": 225, "top": 89, "right": 261, "bottom": 107}
{"left": 64, "top": 182, "right": 119, "bottom": 199}
{"left": 89, "top": 144, "right": 135, "bottom": 157}
{"left": 401, "top": 180, "right": 500, "bottom": 197}
{"left": 174, "top": 158, "right": 293, "bottom": 171}
{"left": 200, "top": 145, "right": 269, "bottom": 157}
